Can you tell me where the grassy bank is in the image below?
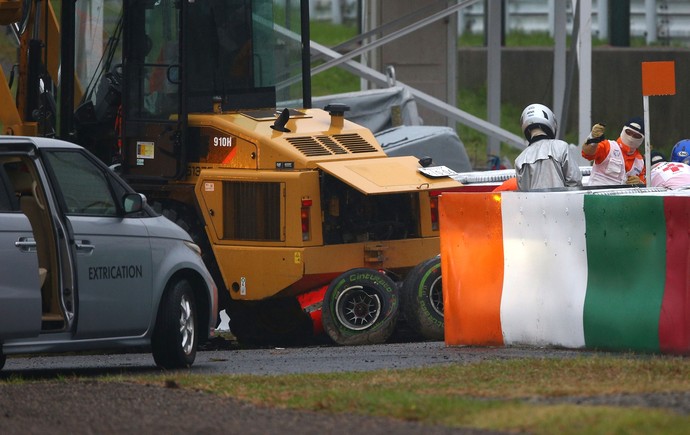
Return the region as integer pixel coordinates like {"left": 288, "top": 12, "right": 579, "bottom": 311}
{"left": 307, "top": 25, "right": 563, "bottom": 169}
{"left": 126, "top": 355, "right": 690, "bottom": 434}
{"left": 310, "top": 26, "right": 672, "bottom": 169}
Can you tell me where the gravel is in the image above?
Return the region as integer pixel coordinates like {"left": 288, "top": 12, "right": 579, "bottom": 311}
{"left": 0, "top": 381, "right": 503, "bottom": 435}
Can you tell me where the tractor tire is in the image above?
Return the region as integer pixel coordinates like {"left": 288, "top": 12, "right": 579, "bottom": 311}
{"left": 322, "top": 268, "right": 399, "bottom": 346}
{"left": 400, "top": 256, "right": 444, "bottom": 341}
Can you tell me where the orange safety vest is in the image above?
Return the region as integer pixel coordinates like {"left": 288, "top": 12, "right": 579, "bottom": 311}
{"left": 583, "top": 138, "right": 645, "bottom": 185}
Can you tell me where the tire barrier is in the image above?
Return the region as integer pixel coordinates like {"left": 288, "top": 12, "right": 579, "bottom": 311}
{"left": 439, "top": 190, "right": 690, "bottom": 355}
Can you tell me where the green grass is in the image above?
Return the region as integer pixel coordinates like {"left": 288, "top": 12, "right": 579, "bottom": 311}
{"left": 455, "top": 86, "right": 582, "bottom": 169}
{"left": 309, "top": 21, "right": 360, "bottom": 97}
{"left": 111, "top": 355, "right": 690, "bottom": 435}
{"left": 456, "top": 86, "right": 525, "bottom": 169}
{"left": 459, "top": 30, "right": 687, "bottom": 48}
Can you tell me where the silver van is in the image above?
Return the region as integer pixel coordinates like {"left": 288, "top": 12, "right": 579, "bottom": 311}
{"left": 0, "top": 136, "right": 217, "bottom": 369}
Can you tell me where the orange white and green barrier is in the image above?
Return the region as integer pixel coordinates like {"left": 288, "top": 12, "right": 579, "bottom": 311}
{"left": 439, "top": 189, "right": 690, "bottom": 355}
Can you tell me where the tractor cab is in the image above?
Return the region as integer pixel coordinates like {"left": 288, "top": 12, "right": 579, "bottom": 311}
{"left": 117, "top": 0, "right": 308, "bottom": 180}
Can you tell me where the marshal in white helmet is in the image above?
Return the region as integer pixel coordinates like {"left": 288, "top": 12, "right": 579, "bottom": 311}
{"left": 514, "top": 103, "right": 583, "bottom": 191}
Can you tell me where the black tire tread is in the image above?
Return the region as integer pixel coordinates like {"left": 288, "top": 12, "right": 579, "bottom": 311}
{"left": 401, "top": 256, "right": 444, "bottom": 341}
{"left": 322, "top": 268, "right": 399, "bottom": 346}
{"left": 152, "top": 279, "right": 197, "bottom": 369}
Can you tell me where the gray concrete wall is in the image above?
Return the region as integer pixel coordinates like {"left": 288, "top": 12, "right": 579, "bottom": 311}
{"left": 377, "top": 0, "right": 455, "bottom": 127}
{"left": 458, "top": 47, "right": 690, "bottom": 154}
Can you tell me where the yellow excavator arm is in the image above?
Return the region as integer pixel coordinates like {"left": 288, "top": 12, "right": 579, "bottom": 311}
{"left": 0, "top": 0, "right": 36, "bottom": 134}
{"left": 1, "top": 0, "right": 80, "bottom": 136}
{"left": 0, "top": 67, "right": 37, "bottom": 135}
{"left": 0, "top": 0, "right": 22, "bottom": 25}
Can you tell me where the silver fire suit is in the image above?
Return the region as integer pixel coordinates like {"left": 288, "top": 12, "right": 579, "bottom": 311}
{"left": 514, "top": 138, "right": 583, "bottom": 191}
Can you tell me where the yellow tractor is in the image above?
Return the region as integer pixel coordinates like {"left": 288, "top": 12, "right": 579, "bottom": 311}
{"left": 2, "top": 0, "right": 461, "bottom": 345}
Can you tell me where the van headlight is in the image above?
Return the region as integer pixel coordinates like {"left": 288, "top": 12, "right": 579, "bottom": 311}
{"left": 184, "top": 240, "right": 202, "bottom": 256}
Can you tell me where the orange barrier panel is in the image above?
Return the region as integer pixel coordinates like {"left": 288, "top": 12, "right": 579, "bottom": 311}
{"left": 440, "top": 192, "right": 504, "bottom": 345}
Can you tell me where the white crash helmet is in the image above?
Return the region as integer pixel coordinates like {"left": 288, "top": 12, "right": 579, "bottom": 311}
{"left": 520, "top": 103, "right": 557, "bottom": 140}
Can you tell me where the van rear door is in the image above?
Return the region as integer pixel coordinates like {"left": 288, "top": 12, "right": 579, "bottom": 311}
{"left": 0, "top": 164, "right": 41, "bottom": 339}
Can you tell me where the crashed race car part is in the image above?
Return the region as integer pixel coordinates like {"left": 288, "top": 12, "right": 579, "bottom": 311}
{"left": 322, "top": 268, "right": 399, "bottom": 346}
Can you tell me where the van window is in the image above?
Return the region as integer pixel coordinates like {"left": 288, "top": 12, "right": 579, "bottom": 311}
{"left": 43, "top": 151, "right": 118, "bottom": 216}
{"left": 0, "top": 166, "right": 17, "bottom": 212}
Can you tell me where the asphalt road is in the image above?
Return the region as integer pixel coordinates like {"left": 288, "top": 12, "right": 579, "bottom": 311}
{"left": 1, "top": 339, "right": 600, "bottom": 378}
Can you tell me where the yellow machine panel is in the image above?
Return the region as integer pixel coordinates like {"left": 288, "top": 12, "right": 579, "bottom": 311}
{"left": 317, "top": 155, "right": 462, "bottom": 194}
{"left": 195, "top": 168, "right": 324, "bottom": 247}
{"left": 212, "top": 246, "right": 307, "bottom": 300}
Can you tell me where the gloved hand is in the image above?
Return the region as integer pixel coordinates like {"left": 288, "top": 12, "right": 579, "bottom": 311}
{"left": 626, "top": 175, "right": 642, "bottom": 185}
{"left": 586, "top": 123, "right": 606, "bottom": 144}
{"left": 591, "top": 123, "right": 605, "bottom": 137}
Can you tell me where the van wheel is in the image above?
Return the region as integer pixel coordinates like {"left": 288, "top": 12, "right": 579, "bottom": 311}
{"left": 322, "top": 268, "right": 399, "bottom": 345}
{"left": 152, "top": 279, "right": 197, "bottom": 369}
{"left": 0, "top": 352, "right": 5, "bottom": 371}
{"left": 401, "top": 256, "right": 444, "bottom": 340}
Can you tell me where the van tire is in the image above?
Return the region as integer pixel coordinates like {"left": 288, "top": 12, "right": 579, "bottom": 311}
{"left": 322, "top": 268, "right": 399, "bottom": 345}
{"left": 401, "top": 256, "right": 444, "bottom": 341}
{"left": 152, "top": 279, "right": 197, "bottom": 369}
